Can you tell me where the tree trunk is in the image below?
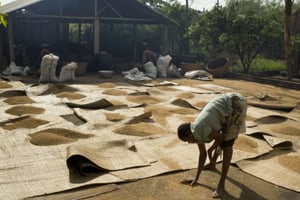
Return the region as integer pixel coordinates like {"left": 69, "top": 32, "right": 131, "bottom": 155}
{"left": 284, "top": 0, "right": 293, "bottom": 81}
{"left": 0, "top": 28, "right": 3, "bottom": 71}
{"left": 185, "top": 0, "right": 189, "bottom": 11}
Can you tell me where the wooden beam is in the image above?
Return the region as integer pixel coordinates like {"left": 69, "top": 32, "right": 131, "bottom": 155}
{"left": 13, "top": 15, "right": 169, "bottom": 24}
{"left": 0, "top": 27, "right": 3, "bottom": 70}
{"left": 162, "top": 25, "right": 169, "bottom": 55}
{"left": 94, "top": 0, "right": 100, "bottom": 54}
{"left": 132, "top": 24, "right": 137, "bottom": 62}
{"left": 8, "top": 17, "right": 14, "bottom": 62}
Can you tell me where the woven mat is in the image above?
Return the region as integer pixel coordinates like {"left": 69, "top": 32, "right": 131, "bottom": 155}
{"left": 66, "top": 140, "right": 152, "bottom": 174}
{"left": 73, "top": 107, "right": 151, "bottom": 126}
{"left": 198, "top": 83, "right": 233, "bottom": 92}
{"left": 247, "top": 94, "right": 297, "bottom": 111}
{"left": 0, "top": 131, "right": 198, "bottom": 199}
{"left": 65, "top": 98, "right": 114, "bottom": 109}
{"left": 247, "top": 106, "right": 286, "bottom": 120}
{"left": 245, "top": 128, "right": 293, "bottom": 149}
{"left": 172, "top": 85, "right": 215, "bottom": 94}
{"left": 231, "top": 134, "right": 273, "bottom": 163}
{"left": 0, "top": 128, "right": 130, "bottom": 200}
{"left": 170, "top": 98, "right": 200, "bottom": 110}
{"left": 287, "top": 103, "right": 300, "bottom": 121}
{"left": 237, "top": 151, "right": 300, "bottom": 192}
{"left": 1, "top": 78, "right": 300, "bottom": 199}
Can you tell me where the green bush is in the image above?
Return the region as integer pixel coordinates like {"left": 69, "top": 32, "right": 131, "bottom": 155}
{"left": 233, "top": 56, "right": 286, "bottom": 72}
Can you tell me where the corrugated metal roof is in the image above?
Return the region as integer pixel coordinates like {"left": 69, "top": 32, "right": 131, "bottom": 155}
{"left": 0, "top": 0, "right": 42, "bottom": 14}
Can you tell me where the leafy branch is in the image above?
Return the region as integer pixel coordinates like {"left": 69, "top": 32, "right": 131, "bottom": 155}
{"left": 0, "top": 2, "right": 7, "bottom": 28}
{"left": 0, "top": 14, "right": 7, "bottom": 27}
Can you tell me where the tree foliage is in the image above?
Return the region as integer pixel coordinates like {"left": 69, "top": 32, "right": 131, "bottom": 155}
{"left": 220, "top": 1, "right": 267, "bottom": 73}
{"left": 0, "top": 14, "right": 6, "bottom": 27}
{"left": 186, "top": 0, "right": 288, "bottom": 73}
{"left": 142, "top": 0, "right": 203, "bottom": 55}
{"left": 0, "top": 2, "right": 7, "bottom": 28}
{"left": 187, "top": 5, "right": 227, "bottom": 60}
{"left": 140, "top": 0, "right": 297, "bottom": 74}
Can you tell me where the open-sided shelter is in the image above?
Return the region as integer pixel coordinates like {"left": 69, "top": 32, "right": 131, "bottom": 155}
{"left": 0, "top": 0, "right": 177, "bottom": 71}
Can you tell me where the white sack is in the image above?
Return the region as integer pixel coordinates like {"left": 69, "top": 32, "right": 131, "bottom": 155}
{"left": 39, "top": 53, "right": 59, "bottom": 83}
{"left": 1, "top": 62, "right": 23, "bottom": 75}
{"left": 167, "top": 63, "right": 181, "bottom": 78}
{"left": 184, "top": 70, "right": 213, "bottom": 80}
{"left": 59, "top": 62, "right": 78, "bottom": 82}
{"left": 157, "top": 55, "right": 172, "bottom": 78}
{"left": 143, "top": 61, "right": 157, "bottom": 79}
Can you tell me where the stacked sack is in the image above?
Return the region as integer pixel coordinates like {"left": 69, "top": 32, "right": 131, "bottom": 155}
{"left": 59, "top": 62, "right": 78, "bottom": 82}
{"left": 156, "top": 55, "right": 172, "bottom": 78}
{"left": 143, "top": 54, "right": 181, "bottom": 79}
{"left": 143, "top": 61, "right": 157, "bottom": 79}
{"left": 39, "top": 53, "right": 59, "bottom": 83}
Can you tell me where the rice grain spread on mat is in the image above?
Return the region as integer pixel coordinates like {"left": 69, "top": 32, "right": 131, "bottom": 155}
{"left": 271, "top": 123, "right": 300, "bottom": 136}
{"left": 278, "top": 154, "right": 300, "bottom": 174}
{"left": 113, "top": 122, "right": 169, "bottom": 136}
{"left": 5, "top": 105, "right": 45, "bottom": 116}
{"left": 176, "top": 92, "right": 195, "bottom": 99}
{"left": 1, "top": 116, "right": 49, "bottom": 130}
{"left": 97, "top": 83, "right": 116, "bottom": 88}
{"left": 29, "top": 128, "right": 94, "bottom": 146}
{"left": 0, "top": 81, "right": 13, "bottom": 89}
{"left": 127, "top": 95, "right": 162, "bottom": 105}
{"left": 55, "top": 92, "right": 86, "bottom": 99}
{"left": 4, "top": 96, "right": 35, "bottom": 105}
{"left": 102, "top": 89, "right": 128, "bottom": 96}
{"left": 234, "top": 136, "right": 258, "bottom": 154}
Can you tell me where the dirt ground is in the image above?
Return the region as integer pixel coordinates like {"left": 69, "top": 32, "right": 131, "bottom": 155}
{"left": 4, "top": 72, "right": 300, "bottom": 200}
{"left": 28, "top": 162, "right": 300, "bottom": 200}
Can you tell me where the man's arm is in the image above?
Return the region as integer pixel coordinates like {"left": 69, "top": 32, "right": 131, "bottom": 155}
{"left": 191, "top": 143, "right": 207, "bottom": 186}
{"left": 207, "top": 130, "right": 224, "bottom": 164}
{"left": 180, "top": 143, "right": 207, "bottom": 187}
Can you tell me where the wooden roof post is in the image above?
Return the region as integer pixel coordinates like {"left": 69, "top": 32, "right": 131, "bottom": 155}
{"left": 94, "top": 0, "right": 100, "bottom": 54}
{"left": 7, "top": 16, "right": 15, "bottom": 63}
{"left": 0, "top": 26, "right": 3, "bottom": 70}
{"left": 162, "top": 25, "right": 169, "bottom": 55}
{"left": 132, "top": 24, "right": 137, "bottom": 62}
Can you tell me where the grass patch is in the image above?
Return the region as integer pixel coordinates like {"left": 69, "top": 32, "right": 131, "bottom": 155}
{"left": 233, "top": 56, "right": 286, "bottom": 73}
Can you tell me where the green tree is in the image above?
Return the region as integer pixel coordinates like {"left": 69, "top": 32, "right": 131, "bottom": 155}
{"left": 220, "top": 1, "right": 267, "bottom": 73}
{"left": 260, "top": 1, "right": 285, "bottom": 59}
{"left": 184, "top": 0, "right": 195, "bottom": 11}
{"left": 145, "top": 0, "right": 201, "bottom": 55}
{"left": 187, "top": 0, "right": 286, "bottom": 73}
{"left": 0, "top": 2, "right": 7, "bottom": 27}
{"left": 190, "top": 5, "right": 227, "bottom": 59}
{"left": 0, "top": 14, "right": 6, "bottom": 27}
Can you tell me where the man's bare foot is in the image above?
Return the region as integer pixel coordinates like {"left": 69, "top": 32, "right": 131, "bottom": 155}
{"left": 203, "top": 162, "right": 216, "bottom": 170}
{"left": 212, "top": 188, "right": 226, "bottom": 198}
{"left": 180, "top": 179, "right": 198, "bottom": 187}
{"left": 180, "top": 179, "right": 193, "bottom": 185}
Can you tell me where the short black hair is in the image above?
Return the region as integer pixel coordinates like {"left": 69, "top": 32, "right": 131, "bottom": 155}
{"left": 177, "top": 123, "right": 191, "bottom": 141}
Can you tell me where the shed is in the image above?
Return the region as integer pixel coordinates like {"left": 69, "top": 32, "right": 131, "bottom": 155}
{"left": 293, "top": 8, "right": 300, "bottom": 74}
{"left": 0, "top": 0, "right": 178, "bottom": 71}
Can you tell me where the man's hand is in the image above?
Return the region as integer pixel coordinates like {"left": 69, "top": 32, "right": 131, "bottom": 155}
{"left": 207, "top": 147, "right": 215, "bottom": 164}
{"left": 203, "top": 162, "right": 216, "bottom": 170}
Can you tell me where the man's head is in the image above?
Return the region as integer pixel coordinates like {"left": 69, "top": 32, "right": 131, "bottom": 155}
{"left": 177, "top": 123, "right": 196, "bottom": 143}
